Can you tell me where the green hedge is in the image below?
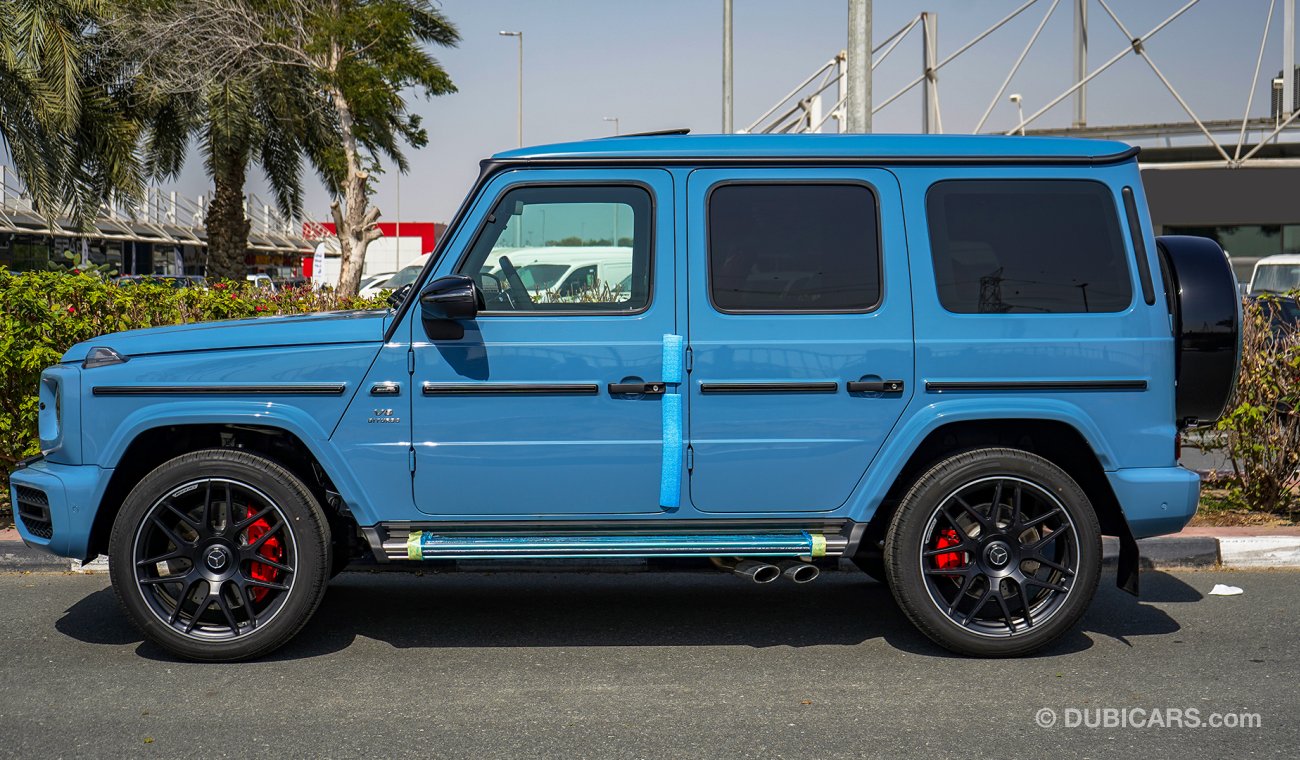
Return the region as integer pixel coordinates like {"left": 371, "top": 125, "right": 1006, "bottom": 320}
{"left": 0, "top": 269, "right": 385, "bottom": 523}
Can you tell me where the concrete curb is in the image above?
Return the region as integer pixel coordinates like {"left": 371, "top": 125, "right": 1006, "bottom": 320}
{"left": 4, "top": 534, "right": 1300, "bottom": 574}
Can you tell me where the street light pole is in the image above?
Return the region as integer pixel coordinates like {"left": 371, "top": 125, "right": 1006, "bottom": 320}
{"left": 603, "top": 116, "right": 620, "bottom": 135}
{"left": 723, "top": 0, "right": 733, "bottom": 133}
{"left": 395, "top": 169, "right": 401, "bottom": 271}
{"left": 846, "top": 0, "right": 872, "bottom": 133}
{"left": 500, "top": 31, "right": 524, "bottom": 147}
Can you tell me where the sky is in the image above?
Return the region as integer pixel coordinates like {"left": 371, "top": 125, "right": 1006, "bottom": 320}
{"left": 13, "top": 0, "right": 1297, "bottom": 226}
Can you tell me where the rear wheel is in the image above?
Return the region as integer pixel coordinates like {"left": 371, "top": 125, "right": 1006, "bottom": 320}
{"left": 108, "top": 449, "right": 331, "bottom": 661}
{"left": 884, "top": 448, "right": 1101, "bottom": 657}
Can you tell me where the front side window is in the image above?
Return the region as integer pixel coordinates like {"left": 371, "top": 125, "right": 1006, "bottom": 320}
{"left": 455, "top": 185, "right": 651, "bottom": 313}
{"left": 707, "top": 183, "right": 881, "bottom": 312}
{"left": 926, "top": 180, "right": 1132, "bottom": 314}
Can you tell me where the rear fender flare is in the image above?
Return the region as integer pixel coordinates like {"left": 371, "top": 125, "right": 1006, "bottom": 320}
{"left": 847, "top": 397, "right": 1118, "bottom": 524}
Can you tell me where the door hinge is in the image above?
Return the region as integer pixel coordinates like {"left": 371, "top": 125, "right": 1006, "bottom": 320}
{"left": 408, "top": 447, "right": 417, "bottom": 473}
{"left": 686, "top": 445, "right": 694, "bottom": 472}
{"left": 407, "top": 349, "right": 415, "bottom": 375}
{"left": 684, "top": 346, "right": 693, "bottom": 373}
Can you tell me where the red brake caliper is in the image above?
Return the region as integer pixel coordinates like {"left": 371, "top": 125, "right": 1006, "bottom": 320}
{"left": 933, "top": 527, "right": 967, "bottom": 574}
{"left": 245, "top": 506, "right": 283, "bottom": 603}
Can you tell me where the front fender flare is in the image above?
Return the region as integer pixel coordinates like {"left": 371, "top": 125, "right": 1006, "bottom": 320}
{"left": 97, "top": 402, "right": 377, "bottom": 526}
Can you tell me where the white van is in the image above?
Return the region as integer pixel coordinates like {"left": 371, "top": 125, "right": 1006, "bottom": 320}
{"left": 1248, "top": 254, "right": 1300, "bottom": 296}
{"left": 483, "top": 246, "right": 634, "bottom": 302}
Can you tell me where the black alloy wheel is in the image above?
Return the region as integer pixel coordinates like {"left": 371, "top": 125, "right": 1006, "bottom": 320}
{"left": 131, "top": 477, "right": 297, "bottom": 640}
{"left": 885, "top": 448, "right": 1101, "bottom": 657}
{"left": 109, "top": 449, "right": 331, "bottom": 661}
{"left": 918, "top": 475, "right": 1079, "bottom": 637}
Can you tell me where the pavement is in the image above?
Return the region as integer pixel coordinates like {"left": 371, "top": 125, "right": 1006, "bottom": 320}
{"left": 0, "top": 568, "right": 1296, "bottom": 759}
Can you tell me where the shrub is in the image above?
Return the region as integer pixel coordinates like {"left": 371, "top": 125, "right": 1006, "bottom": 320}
{"left": 0, "top": 269, "right": 385, "bottom": 523}
{"left": 1211, "top": 294, "right": 1300, "bottom": 516}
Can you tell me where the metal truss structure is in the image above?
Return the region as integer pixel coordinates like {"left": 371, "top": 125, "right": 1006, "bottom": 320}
{"left": 744, "top": 0, "right": 1300, "bottom": 169}
{"left": 0, "top": 165, "right": 312, "bottom": 255}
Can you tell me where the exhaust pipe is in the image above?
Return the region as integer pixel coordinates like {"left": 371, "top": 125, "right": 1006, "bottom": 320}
{"left": 778, "top": 560, "right": 820, "bottom": 583}
{"left": 711, "top": 557, "right": 780, "bottom": 584}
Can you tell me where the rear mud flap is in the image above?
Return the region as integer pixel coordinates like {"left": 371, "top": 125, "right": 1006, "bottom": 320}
{"left": 1116, "top": 523, "right": 1140, "bottom": 596}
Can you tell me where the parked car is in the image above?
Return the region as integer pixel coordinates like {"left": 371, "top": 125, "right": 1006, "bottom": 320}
{"left": 1246, "top": 253, "right": 1300, "bottom": 296}
{"left": 113, "top": 275, "right": 207, "bottom": 289}
{"left": 246, "top": 274, "right": 276, "bottom": 292}
{"left": 356, "top": 271, "right": 397, "bottom": 297}
{"left": 358, "top": 254, "right": 428, "bottom": 298}
{"left": 12, "top": 134, "right": 1240, "bottom": 661}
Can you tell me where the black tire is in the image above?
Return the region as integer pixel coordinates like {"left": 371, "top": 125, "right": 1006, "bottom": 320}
{"left": 884, "top": 448, "right": 1101, "bottom": 657}
{"left": 108, "top": 449, "right": 332, "bottom": 661}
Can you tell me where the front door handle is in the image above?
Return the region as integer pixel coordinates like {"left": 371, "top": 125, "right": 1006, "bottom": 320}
{"left": 608, "top": 381, "right": 667, "bottom": 396}
{"left": 847, "top": 379, "right": 905, "bottom": 393}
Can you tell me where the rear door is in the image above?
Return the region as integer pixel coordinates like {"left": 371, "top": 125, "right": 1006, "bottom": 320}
{"left": 686, "top": 169, "right": 914, "bottom": 513}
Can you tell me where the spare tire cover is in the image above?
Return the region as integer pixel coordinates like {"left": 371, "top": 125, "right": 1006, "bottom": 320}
{"left": 1155, "top": 235, "right": 1242, "bottom": 424}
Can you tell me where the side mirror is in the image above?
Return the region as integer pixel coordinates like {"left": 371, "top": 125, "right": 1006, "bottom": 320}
{"left": 386, "top": 283, "right": 413, "bottom": 309}
{"left": 419, "top": 275, "right": 484, "bottom": 321}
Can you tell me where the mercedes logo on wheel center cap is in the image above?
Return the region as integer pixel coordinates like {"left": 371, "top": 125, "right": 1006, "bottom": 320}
{"left": 985, "top": 542, "right": 1010, "bottom": 568}
{"left": 205, "top": 546, "right": 230, "bottom": 572}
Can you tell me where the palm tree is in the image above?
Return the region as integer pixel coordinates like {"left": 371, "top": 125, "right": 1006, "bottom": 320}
{"left": 0, "top": 0, "right": 142, "bottom": 220}
{"left": 138, "top": 62, "right": 333, "bottom": 280}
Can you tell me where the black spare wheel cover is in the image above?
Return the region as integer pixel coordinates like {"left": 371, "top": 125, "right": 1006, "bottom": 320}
{"left": 1155, "top": 235, "right": 1242, "bottom": 424}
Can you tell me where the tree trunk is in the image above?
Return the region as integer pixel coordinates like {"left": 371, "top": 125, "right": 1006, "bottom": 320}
{"left": 328, "top": 84, "right": 381, "bottom": 297}
{"left": 204, "top": 149, "right": 251, "bottom": 281}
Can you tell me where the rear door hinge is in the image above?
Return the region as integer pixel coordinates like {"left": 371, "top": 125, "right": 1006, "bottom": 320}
{"left": 684, "top": 346, "right": 693, "bottom": 373}
{"left": 408, "top": 447, "right": 417, "bottom": 473}
{"left": 686, "top": 445, "right": 694, "bottom": 472}
{"left": 407, "top": 349, "right": 415, "bottom": 375}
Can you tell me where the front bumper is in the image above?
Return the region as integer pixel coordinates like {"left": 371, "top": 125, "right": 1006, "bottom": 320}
{"left": 9, "top": 459, "right": 113, "bottom": 561}
{"left": 1107, "top": 465, "right": 1201, "bottom": 539}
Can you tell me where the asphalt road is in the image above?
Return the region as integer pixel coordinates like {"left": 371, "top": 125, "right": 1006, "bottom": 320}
{"left": 1, "top": 567, "right": 1296, "bottom": 759}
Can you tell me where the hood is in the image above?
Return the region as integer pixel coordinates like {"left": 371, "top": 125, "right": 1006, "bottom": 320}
{"left": 62, "top": 309, "right": 390, "bottom": 363}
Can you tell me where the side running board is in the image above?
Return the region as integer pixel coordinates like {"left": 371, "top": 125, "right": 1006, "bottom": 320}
{"left": 374, "top": 531, "right": 849, "bottom": 562}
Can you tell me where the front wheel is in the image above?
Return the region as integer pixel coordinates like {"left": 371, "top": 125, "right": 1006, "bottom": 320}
{"left": 884, "top": 448, "right": 1101, "bottom": 657}
{"left": 108, "top": 449, "right": 331, "bottom": 661}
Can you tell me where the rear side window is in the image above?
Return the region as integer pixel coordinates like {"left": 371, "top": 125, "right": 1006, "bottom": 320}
{"left": 926, "top": 180, "right": 1132, "bottom": 314}
{"left": 708, "top": 183, "right": 881, "bottom": 312}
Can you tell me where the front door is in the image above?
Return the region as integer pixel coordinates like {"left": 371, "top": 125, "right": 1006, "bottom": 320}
{"left": 411, "top": 169, "right": 676, "bottom": 517}
{"left": 686, "top": 169, "right": 914, "bottom": 513}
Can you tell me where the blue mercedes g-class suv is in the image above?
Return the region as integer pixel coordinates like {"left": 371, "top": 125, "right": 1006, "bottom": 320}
{"left": 10, "top": 134, "right": 1240, "bottom": 660}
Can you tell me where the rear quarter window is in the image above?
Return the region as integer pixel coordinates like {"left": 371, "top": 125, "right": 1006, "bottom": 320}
{"left": 926, "top": 180, "right": 1132, "bottom": 314}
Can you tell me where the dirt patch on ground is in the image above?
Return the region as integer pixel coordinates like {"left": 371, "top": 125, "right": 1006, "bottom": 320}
{"left": 1190, "top": 486, "right": 1299, "bottom": 527}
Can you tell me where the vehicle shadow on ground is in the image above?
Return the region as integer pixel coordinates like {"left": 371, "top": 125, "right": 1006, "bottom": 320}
{"left": 54, "top": 568, "right": 1199, "bottom": 662}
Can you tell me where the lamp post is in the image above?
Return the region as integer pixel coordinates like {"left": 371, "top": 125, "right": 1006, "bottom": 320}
{"left": 603, "top": 116, "right": 620, "bottom": 135}
{"left": 499, "top": 31, "right": 524, "bottom": 147}
{"left": 1009, "top": 93, "right": 1025, "bottom": 135}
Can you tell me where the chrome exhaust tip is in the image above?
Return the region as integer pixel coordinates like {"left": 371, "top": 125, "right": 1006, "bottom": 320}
{"left": 778, "top": 560, "right": 820, "bottom": 583}
{"left": 711, "top": 557, "right": 781, "bottom": 583}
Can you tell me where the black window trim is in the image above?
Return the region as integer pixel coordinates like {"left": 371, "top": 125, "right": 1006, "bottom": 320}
{"left": 703, "top": 179, "right": 885, "bottom": 316}
{"left": 923, "top": 177, "right": 1136, "bottom": 316}
{"left": 449, "top": 179, "right": 658, "bottom": 318}
{"left": 1121, "top": 186, "right": 1157, "bottom": 306}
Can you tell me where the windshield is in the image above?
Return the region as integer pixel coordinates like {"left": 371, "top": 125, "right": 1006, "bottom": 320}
{"left": 383, "top": 264, "right": 424, "bottom": 290}
{"left": 1250, "top": 263, "right": 1300, "bottom": 295}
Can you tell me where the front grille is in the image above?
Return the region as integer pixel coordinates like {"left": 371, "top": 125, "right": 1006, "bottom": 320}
{"left": 14, "top": 486, "right": 53, "bottom": 540}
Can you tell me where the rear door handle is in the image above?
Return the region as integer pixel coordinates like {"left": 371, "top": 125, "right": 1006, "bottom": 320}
{"left": 608, "top": 381, "right": 667, "bottom": 396}
{"left": 847, "top": 379, "right": 905, "bottom": 393}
